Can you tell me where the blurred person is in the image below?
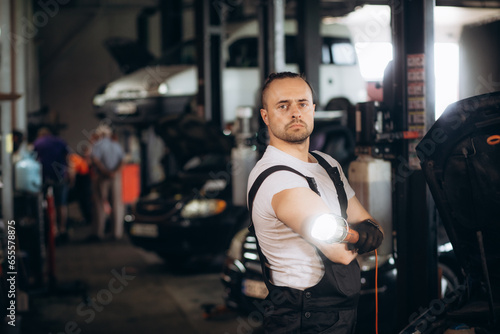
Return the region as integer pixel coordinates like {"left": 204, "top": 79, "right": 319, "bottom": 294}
{"left": 68, "top": 143, "right": 93, "bottom": 225}
{"left": 90, "top": 125, "right": 125, "bottom": 241}
{"left": 33, "top": 126, "right": 70, "bottom": 242}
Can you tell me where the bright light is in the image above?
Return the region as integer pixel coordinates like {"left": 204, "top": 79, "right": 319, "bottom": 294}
{"left": 310, "top": 214, "right": 348, "bottom": 244}
{"left": 354, "top": 41, "right": 459, "bottom": 120}
{"left": 180, "top": 199, "right": 227, "bottom": 219}
{"left": 355, "top": 42, "right": 393, "bottom": 81}
{"left": 158, "top": 82, "right": 168, "bottom": 94}
{"left": 435, "top": 43, "right": 459, "bottom": 119}
{"left": 311, "top": 215, "right": 340, "bottom": 241}
{"left": 243, "top": 252, "right": 259, "bottom": 260}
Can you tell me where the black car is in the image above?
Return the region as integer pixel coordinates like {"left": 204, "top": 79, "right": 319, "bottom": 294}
{"left": 124, "top": 113, "right": 249, "bottom": 268}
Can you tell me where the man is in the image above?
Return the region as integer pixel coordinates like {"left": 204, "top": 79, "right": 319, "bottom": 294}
{"left": 248, "top": 72, "right": 383, "bottom": 333}
{"left": 34, "top": 127, "right": 70, "bottom": 242}
{"left": 91, "top": 125, "right": 125, "bottom": 240}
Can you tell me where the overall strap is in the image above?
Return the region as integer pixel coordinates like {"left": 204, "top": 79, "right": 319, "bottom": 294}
{"left": 247, "top": 165, "right": 320, "bottom": 286}
{"left": 309, "top": 151, "right": 348, "bottom": 219}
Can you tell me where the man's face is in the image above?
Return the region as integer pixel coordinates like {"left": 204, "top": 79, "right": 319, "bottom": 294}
{"left": 261, "top": 77, "right": 315, "bottom": 144}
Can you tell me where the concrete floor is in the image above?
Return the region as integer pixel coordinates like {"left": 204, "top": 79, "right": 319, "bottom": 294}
{"left": 18, "top": 221, "right": 264, "bottom": 334}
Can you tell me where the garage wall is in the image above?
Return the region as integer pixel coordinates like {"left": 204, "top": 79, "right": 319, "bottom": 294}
{"left": 459, "top": 19, "right": 500, "bottom": 99}
{"left": 37, "top": 3, "right": 158, "bottom": 152}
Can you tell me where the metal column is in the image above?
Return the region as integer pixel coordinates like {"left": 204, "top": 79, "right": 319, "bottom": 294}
{"left": 1, "top": 104, "right": 13, "bottom": 222}
{"left": 160, "top": 0, "right": 183, "bottom": 55}
{"left": 257, "top": 0, "right": 286, "bottom": 83}
{"left": 1, "top": 94, "right": 20, "bottom": 223}
{"left": 391, "top": 0, "right": 438, "bottom": 330}
{"left": 255, "top": 0, "right": 285, "bottom": 152}
{"left": 1, "top": 0, "right": 14, "bottom": 223}
{"left": 13, "top": 0, "right": 28, "bottom": 133}
{"left": 296, "top": 0, "right": 321, "bottom": 97}
{"left": 137, "top": 7, "right": 158, "bottom": 51}
{"left": 195, "top": 0, "right": 224, "bottom": 128}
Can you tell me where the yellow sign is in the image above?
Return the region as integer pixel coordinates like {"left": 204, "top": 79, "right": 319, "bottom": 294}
{"left": 5, "top": 133, "right": 13, "bottom": 153}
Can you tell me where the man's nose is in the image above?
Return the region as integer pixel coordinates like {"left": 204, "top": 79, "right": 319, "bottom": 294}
{"left": 291, "top": 104, "right": 301, "bottom": 118}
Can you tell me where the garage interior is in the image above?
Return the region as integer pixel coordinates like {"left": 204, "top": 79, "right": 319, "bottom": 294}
{"left": 1, "top": 0, "right": 500, "bottom": 333}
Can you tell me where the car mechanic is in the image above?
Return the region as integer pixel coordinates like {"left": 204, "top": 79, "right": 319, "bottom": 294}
{"left": 247, "top": 71, "right": 384, "bottom": 333}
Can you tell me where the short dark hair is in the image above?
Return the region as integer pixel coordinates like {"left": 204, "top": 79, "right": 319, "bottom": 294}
{"left": 261, "top": 72, "right": 314, "bottom": 109}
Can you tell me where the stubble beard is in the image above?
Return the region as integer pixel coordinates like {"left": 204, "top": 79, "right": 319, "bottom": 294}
{"left": 273, "top": 120, "right": 312, "bottom": 144}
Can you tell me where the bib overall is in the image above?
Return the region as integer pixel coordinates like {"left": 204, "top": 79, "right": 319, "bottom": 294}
{"left": 248, "top": 152, "right": 361, "bottom": 333}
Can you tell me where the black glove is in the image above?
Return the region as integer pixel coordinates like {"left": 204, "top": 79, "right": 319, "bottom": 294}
{"left": 350, "top": 219, "right": 383, "bottom": 254}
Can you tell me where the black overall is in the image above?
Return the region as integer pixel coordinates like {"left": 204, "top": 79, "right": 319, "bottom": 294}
{"left": 248, "top": 152, "right": 360, "bottom": 334}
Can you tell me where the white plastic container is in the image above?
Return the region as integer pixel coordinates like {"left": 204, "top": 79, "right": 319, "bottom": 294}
{"left": 348, "top": 155, "right": 392, "bottom": 256}
{"left": 15, "top": 151, "right": 42, "bottom": 193}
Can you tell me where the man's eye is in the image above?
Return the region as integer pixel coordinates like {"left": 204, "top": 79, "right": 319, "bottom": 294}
{"left": 278, "top": 105, "right": 287, "bottom": 110}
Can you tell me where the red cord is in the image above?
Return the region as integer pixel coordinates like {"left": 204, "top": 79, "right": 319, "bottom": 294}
{"left": 46, "top": 187, "right": 57, "bottom": 281}
{"left": 375, "top": 249, "right": 379, "bottom": 334}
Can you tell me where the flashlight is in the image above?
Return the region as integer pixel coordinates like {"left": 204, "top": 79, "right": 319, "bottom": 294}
{"left": 310, "top": 213, "right": 359, "bottom": 244}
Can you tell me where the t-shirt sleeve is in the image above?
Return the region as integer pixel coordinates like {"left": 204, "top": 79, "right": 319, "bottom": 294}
{"left": 251, "top": 171, "right": 312, "bottom": 220}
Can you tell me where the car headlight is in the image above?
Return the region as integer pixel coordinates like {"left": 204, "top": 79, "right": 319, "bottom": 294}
{"left": 226, "top": 228, "right": 248, "bottom": 262}
{"left": 124, "top": 214, "right": 135, "bottom": 222}
{"left": 93, "top": 94, "right": 106, "bottom": 106}
{"left": 158, "top": 82, "right": 168, "bottom": 95}
{"left": 180, "top": 199, "right": 227, "bottom": 219}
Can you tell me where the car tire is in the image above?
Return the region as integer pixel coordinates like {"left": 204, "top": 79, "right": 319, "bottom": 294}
{"left": 324, "top": 97, "right": 353, "bottom": 126}
{"left": 439, "top": 262, "right": 461, "bottom": 298}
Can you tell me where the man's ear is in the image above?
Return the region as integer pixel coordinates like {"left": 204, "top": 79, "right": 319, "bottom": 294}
{"left": 260, "top": 108, "right": 269, "bottom": 125}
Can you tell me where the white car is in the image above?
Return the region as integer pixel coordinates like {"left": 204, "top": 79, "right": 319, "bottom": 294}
{"left": 93, "top": 20, "right": 366, "bottom": 125}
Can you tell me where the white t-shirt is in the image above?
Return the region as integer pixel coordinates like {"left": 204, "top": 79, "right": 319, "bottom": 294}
{"left": 247, "top": 145, "right": 355, "bottom": 290}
